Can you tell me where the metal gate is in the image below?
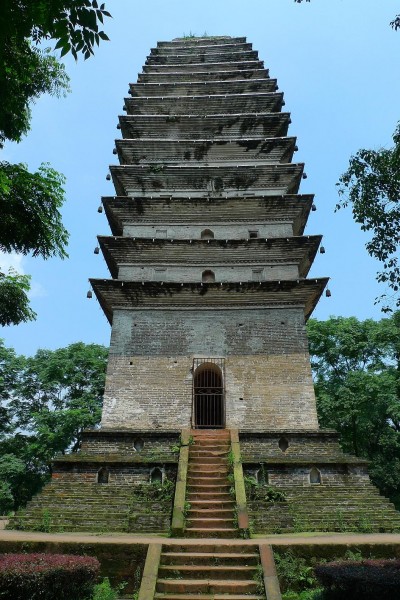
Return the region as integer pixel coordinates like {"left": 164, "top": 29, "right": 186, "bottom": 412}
{"left": 192, "top": 358, "right": 225, "bottom": 429}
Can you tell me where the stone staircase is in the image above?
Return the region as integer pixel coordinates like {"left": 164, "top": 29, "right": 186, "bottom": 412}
{"left": 185, "top": 430, "right": 237, "bottom": 538}
{"left": 154, "top": 543, "right": 265, "bottom": 600}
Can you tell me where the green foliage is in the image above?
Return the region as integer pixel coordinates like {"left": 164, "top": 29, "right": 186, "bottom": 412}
{"left": 0, "top": 43, "right": 70, "bottom": 147}
{"left": 336, "top": 123, "right": 400, "bottom": 310}
{"left": 0, "top": 454, "right": 25, "bottom": 513}
{"left": 0, "top": 270, "right": 36, "bottom": 327}
{"left": 0, "top": 162, "right": 68, "bottom": 257}
{"left": 0, "top": 1, "right": 111, "bottom": 326}
{"left": 92, "top": 577, "right": 126, "bottom": 600}
{"left": 275, "top": 550, "right": 317, "bottom": 593}
{"left": 307, "top": 314, "right": 400, "bottom": 506}
{"left": 0, "top": 340, "right": 108, "bottom": 508}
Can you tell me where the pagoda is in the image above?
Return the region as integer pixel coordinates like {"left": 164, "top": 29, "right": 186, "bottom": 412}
{"left": 11, "top": 36, "right": 400, "bottom": 537}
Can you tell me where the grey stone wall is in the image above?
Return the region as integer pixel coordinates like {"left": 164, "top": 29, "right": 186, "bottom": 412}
{"left": 124, "top": 223, "right": 293, "bottom": 239}
{"left": 101, "top": 307, "right": 318, "bottom": 431}
{"left": 118, "top": 264, "right": 298, "bottom": 282}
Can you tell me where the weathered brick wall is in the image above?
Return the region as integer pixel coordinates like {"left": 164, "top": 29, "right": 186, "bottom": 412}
{"left": 101, "top": 307, "right": 318, "bottom": 430}
{"left": 239, "top": 432, "right": 342, "bottom": 460}
{"left": 52, "top": 464, "right": 177, "bottom": 484}
{"left": 80, "top": 431, "right": 179, "bottom": 457}
{"left": 124, "top": 223, "right": 293, "bottom": 239}
{"left": 243, "top": 464, "right": 370, "bottom": 487}
{"left": 118, "top": 264, "right": 298, "bottom": 282}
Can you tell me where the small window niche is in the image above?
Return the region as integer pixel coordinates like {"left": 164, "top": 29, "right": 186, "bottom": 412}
{"left": 201, "top": 229, "right": 214, "bottom": 240}
{"left": 97, "top": 467, "right": 109, "bottom": 484}
{"left": 150, "top": 466, "right": 164, "bottom": 484}
{"left": 310, "top": 467, "right": 322, "bottom": 485}
{"left": 248, "top": 230, "right": 259, "bottom": 239}
{"left": 155, "top": 229, "right": 167, "bottom": 238}
{"left": 133, "top": 438, "right": 144, "bottom": 452}
{"left": 278, "top": 437, "right": 289, "bottom": 453}
{"left": 202, "top": 270, "right": 215, "bottom": 283}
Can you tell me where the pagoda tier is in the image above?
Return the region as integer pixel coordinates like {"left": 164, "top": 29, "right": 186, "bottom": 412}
{"left": 90, "top": 279, "right": 328, "bottom": 325}
{"left": 102, "top": 194, "right": 313, "bottom": 238}
{"left": 124, "top": 92, "right": 283, "bottom": 115}
{"left": 142, "top": 60, "right": 265, "bottom": 73}
{"left": 98, "top": 236, "right": 321, "bottom": 280}
{"left": 128, "top": 78, "right": 278, "bottom": 96}
{"left": 119, "top": 112, "right": 291, "bottom": 140}
{"left": 145, "top": 50, "right": 260, "bottom": 65}
{"left": 110, "top": 163, "right": 304, "bottom": 197}
{"left": 151, "top": 40, "right": 252, "bottom": 53}
{"left": 138, "top": 68, "right": 269, "bottom": 82}
{"left": 115, "top": 137, "right": 296, "bottom": 165}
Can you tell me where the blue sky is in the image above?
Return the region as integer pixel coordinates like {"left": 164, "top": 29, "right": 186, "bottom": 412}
{"left": 2, "top": 0, "right": 400, "bottom": 356}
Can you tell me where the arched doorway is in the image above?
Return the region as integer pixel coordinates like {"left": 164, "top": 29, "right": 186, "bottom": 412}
{"left": 193, "top": 363, "right": 224, "bottom": 429}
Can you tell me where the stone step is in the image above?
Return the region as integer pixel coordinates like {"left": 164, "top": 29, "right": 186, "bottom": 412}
{"left": 156, "top": 579, "right": 258, "bottom": 594}
{"left": 158, "top": 565, "right": 257, "bottom": 580}
{"left": 187, "top": 509, "right": 235, "bottom": 519}
{"left": 187, "top": 477, "right": 229, "bottom": 486}
{"left": 184, "top": 528, "right": 238, "bottom": 538}
{"left": 187, "top": 493, "right": 233, "bottom": 503}
{"left": 188, "top": 466, "right": 229, "bottom": 474}
{"left": 186, "top": 517, "right": 236, "bottom": 528}
{"left": 189, "top": 500, "right": 235, "bottom": 510}
{"left": 160, "top": 552, "right": 259, "bottom": 566}
{"left": 189, "top": 457, "right": 229, "bottom": 465}
{"left": 187, "top": 485, "right": 231, "bottom": 494}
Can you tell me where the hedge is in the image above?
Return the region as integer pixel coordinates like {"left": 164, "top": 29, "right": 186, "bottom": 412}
{"left": 315, "top": 558, "right": 400, "bottom": 600}
{"left": 0, "top": 553, "right": 100, "bottom": 600}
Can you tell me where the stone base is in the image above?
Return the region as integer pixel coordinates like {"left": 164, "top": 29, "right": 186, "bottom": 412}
{"left": 240, "top": 430, "right": 400, "bottom": 534}
{"left": 8, "top": 430, "right": 180, "bottom": 534}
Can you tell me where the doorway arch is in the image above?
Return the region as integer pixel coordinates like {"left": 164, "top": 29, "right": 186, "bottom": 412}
{"left": 193, "top": 362, "right": 224, "bottom": 429}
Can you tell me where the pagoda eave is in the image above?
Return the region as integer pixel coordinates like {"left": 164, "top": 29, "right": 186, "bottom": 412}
{"left": 97, "top": 235, "right": 322, "bottom": 280}
{"left": 89, "top": 278, "right": 329, "bottom": 325}
{"left": 102, "top": 194, "right": 314, "bottom": 237}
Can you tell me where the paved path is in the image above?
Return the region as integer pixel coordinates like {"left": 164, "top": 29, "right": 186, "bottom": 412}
{"left": 1, "top": 529, "right": 400, "bottom": 546}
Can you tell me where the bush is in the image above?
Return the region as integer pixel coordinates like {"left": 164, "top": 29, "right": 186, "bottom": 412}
{"left": 93, "top": 577, "right": 126, "bottom": 600}
{"left": 315, "top": 559, "right": 400, "bottom": 600}
{"left": 0, "top": 553, "right": 100, "bottom": 600}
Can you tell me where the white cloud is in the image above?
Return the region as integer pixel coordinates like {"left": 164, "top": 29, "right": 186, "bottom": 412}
{"left": 0, "top": 252, "right": 25, "bottom": 274}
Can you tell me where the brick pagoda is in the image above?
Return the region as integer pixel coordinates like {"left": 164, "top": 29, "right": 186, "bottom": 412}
{"left": 11, "top": 36, "right": 400, "bottom": 537}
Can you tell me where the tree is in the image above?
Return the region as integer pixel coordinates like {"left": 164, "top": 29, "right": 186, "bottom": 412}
{"left": 0, "top": 340, "right": 108, "bottom": 508}
{"left": 0, "top": 1, "right": 111, "bottom": 327}
{"left": 336, "top": 123, "right": 400, "bottom": 311}
{"left": 307, "top": 314, "right": 400, "bottom": 506}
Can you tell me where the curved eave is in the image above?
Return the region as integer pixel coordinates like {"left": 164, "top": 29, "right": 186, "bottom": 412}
{"left": 102, "top": 194, "right": 314, "bottom": 237}
{"left": 89, "top": 278, "right": 329, "bottom": 325}
{"left": 97, "top": 235, "right": 321, "bottom": 280}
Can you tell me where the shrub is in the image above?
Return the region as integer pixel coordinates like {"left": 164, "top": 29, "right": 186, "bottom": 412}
{"left": 0, "top": 553, "right": 100, "bottom": 600}
{"left": 315, "top": 558, "right": 400, "bottom": 600}
{"left": 93, "top": 577, "right": 126, "bottom": 600}
{"left": 275, "top": 550, "right": 317, "bottom": 592}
